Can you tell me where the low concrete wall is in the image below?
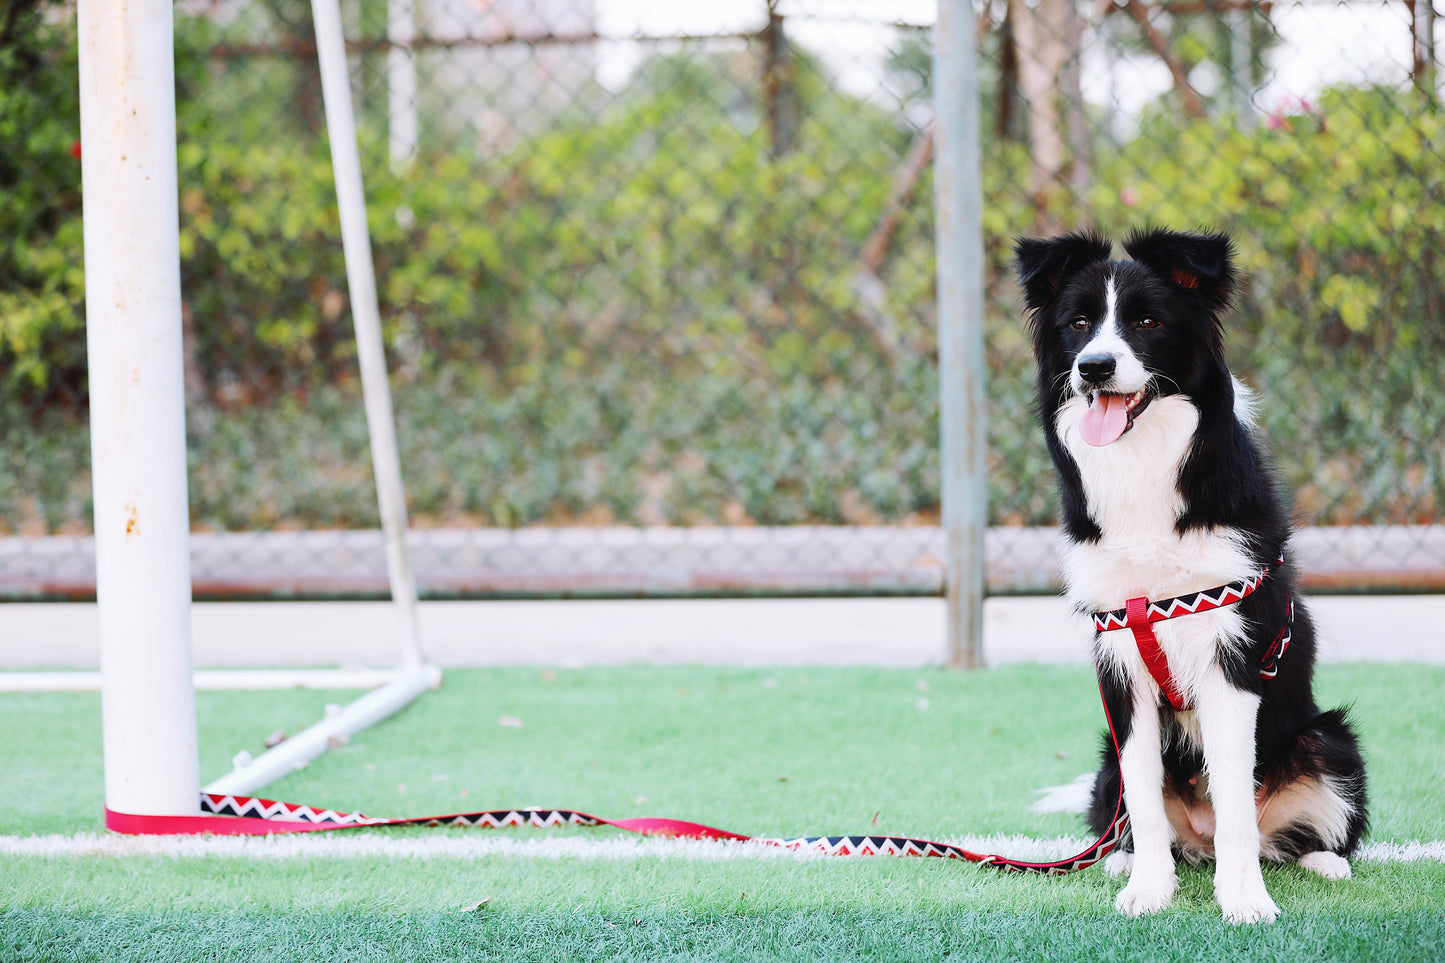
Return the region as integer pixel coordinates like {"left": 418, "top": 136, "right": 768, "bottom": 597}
{"left": 2, "top": 525, "right": 1442, "bottom": 599}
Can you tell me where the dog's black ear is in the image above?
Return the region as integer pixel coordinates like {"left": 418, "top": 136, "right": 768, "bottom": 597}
{"left": 1013, "top": 231, "right": 1113, "bottom": 312}
{"left": 1123, "top": 228, "right": 1237, "bottom": 311}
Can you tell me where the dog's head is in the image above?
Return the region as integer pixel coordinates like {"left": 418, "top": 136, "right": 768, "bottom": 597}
{"left": 1013, "top": 228, "right": 1238, "bottom": 447}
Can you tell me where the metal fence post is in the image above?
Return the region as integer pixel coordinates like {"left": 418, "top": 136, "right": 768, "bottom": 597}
{"left": 933, "top": 0, "right": 988, "bottom": 669}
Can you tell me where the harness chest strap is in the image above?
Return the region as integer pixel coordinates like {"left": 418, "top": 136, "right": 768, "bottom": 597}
{"left": 1092, "top": 556, "right": 1293, "bottom": 712}
{"left": 1125, "top": 596, "right": 1189, "bottom": 711}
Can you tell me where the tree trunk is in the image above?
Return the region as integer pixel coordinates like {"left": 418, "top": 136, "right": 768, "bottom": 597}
{"left": 1009, "top": 0, "right": 1085, "bottom": 230}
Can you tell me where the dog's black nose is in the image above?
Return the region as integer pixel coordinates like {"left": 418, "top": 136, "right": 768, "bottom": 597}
{"left": 1076, "top": 354, "right": 1116, "bottom": 385}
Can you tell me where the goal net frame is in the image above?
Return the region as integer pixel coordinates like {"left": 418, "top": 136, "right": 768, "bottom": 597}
{"left": 45, "top": 0, "right": 440, "bottom": 817}
{"left": 27, "top": 0, "right": 987, "bottom": 822}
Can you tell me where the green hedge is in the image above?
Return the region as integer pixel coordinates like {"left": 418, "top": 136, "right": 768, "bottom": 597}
{"left": 1081, "top": 88, "right": 1445, "bottom": 524}
{"left": 170, "top": 55, "right": 924, "bottom": 392}
{"left": 2, "top": 13, "right": 1440, "bottom": 531}
{"left": 0, "top": 5, "right": 84, "bottom": 401}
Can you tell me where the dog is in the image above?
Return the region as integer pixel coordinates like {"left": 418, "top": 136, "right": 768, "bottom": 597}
{"left": 1013, "top": 227, "right": 1368, "bottom": 924}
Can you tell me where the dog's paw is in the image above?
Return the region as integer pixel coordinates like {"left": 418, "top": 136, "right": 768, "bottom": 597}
{"left": 1103, "top": 850, "right": 1133, "bottom": 878}
{"left": 1215, "top": 867, "right": 1280, "bottom": 925}
{"left": 1218, "top": 891, "right": 1280, "bottom": 925}
{"left": 1298, "top": 851, "right": 1351, "bottom": 881}
{"left": 1114, "top": 872, "right": 1177, "bottom": 917}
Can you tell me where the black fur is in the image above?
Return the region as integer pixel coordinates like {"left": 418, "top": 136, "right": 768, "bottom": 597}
{"left": 1016, "top": 228, "right": 1368, "bottom": 864}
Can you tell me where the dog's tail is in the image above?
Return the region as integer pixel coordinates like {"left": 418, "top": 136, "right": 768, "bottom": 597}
{"left": 1030, "top": 772, "right": 1095, "bottom": 814}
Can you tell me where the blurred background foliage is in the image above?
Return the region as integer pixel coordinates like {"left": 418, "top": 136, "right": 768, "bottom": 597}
{"left": 1, "top": 0, "right": 1441, "bottom": 537}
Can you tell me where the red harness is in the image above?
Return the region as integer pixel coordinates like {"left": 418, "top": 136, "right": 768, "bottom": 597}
{"left": 1090, "top": 556, "right": 1293, "bottom": 711}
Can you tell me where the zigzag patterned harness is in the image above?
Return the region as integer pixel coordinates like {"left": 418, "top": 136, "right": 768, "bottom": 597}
{"left": 1090, "top": 554, "right": 1294, "bottom": 712}
{"left": 100, "top": 562, "right": 1293, "bottom": 877}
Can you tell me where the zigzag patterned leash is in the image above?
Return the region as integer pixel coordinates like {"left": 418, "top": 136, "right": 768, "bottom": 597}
{"left": 104, "top": 675, "right": 1132, "bottom": 876}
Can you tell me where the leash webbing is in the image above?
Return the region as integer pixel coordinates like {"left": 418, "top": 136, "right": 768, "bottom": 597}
{"left": 104, "top": 674, "right": 1133, "bottom": 876}
{"left": 100, "top": 564, "right": 1305, "bottom": 872}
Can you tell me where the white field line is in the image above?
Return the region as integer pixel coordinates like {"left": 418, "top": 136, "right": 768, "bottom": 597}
{"left": 1, "top": 831, "right": 1442, "bottom": 864}
{"left": 0, "top": 832, "right": 1070, "bottom": 862}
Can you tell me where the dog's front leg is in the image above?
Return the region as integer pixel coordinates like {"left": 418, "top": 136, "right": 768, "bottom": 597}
{"left": 1195, "top": 673, "right": 1280, "bottom": 924}
{"left": 1115, "top": 683, "right": 1177, "bottom": 916}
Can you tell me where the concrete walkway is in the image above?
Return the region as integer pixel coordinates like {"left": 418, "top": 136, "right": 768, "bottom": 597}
{"left": 3, "top": 594, "right": 1443, "bottom": 672}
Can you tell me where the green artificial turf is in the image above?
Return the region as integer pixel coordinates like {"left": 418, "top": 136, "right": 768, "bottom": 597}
{"left": 3, "top": 663, "right": 1444, "bottom": 961}
{"left": 3, "top": 908, "right": 1445, "bottom": 963}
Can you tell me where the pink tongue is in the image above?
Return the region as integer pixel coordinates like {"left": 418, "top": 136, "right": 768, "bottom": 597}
{"left": 1080, "top": 393, "right": 1129, "bottom": 447}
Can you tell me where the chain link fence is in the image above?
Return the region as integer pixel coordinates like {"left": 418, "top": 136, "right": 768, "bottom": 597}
{"left": 1, "top": 0, "right": 1442, "bottom": 598}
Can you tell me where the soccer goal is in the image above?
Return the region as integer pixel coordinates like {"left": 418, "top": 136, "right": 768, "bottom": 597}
{"left": 65, "top": 0, "right": 439, "bottom": 818}
{"left": 49, "top": 0, "right": 989, "bottom": 825}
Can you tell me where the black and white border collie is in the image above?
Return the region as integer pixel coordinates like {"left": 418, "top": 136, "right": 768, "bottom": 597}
{"left": 1014, "top": 228, "right": 1367, "bottom": 924}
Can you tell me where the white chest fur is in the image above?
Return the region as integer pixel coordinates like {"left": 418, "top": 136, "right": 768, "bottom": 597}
{"left": 1054, "top": 395, "right": 1256, "bottom": 700}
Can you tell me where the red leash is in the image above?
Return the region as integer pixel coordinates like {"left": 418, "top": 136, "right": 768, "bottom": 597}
{"left": 100, "top": 548, "right": 1314, "bottom": 886}
{"left": 102, "top": 569, "right": 1298, "bottom": 873}
{"left": 105, "top": 674, "right": 1132, "bottom": 876}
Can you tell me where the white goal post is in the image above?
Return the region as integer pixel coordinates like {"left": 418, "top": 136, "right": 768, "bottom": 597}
{"left": 72, "top": 0, "right": 439, "bottom": 815}
{"left": 78, "top": 0, "right": 199, "bottom": 819}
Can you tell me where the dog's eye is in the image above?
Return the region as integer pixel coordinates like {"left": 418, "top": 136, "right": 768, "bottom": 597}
{"left": 1137, "top": 317, "right": 1160, "bottom": 329}
{"left": 1069, "top": 316, "right": 1089, "bottom": 330}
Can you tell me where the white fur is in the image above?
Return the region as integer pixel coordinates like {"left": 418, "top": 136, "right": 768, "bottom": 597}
{"left": 1070, "top": 275, "right": 1151, "bottom": 396}
{"left": 1031, "top": 772, "right": 1096, "bottom": 814}
{"left": 1055, "top": 395, "right": 1258, "bottom": 708}
{"left": 1114, "top": 681, "right": 1178, "bottom": 916}
{"left": 1299, "top": 850, "right": 1352, "bottom": 880}
{"left": 1055, "top": 390, "right": 1282, "bottom": 923}
{"left": 1231, "top": 376, "right": 1259, "bottom": 428}
{"left": 1193, "top": 670, "right": 1280, "bottom": 924}
{"left": 1258, "top": 774, "right": 1357, "bottom": 859}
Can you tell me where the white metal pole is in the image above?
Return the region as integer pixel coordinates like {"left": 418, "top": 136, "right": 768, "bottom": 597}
{"left": 933, "top": 0, "right": 988, "bottom": 669}
{"left": 203, "top": 665, "right": 441, "bottom": 797}
{"left": 79, "top": 0, "right": 200, "bottom": 815}
{"left": 312, "top": 0, "right": 426, "bottom": 667}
